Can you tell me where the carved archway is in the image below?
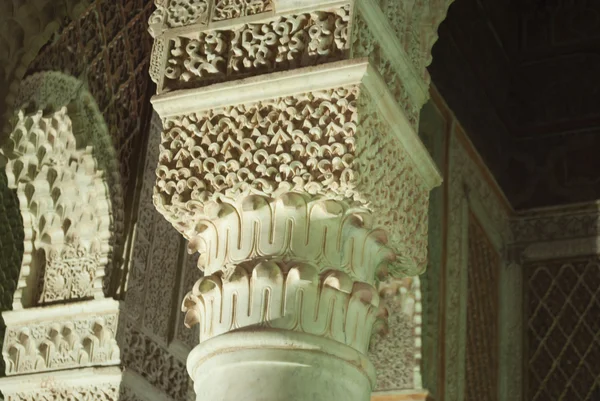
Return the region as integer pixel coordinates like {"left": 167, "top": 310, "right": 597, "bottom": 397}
{"left": 0, "top": 71, "right": 123, "bottom": 309}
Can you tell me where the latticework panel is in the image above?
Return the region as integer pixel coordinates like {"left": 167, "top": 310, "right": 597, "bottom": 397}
{"left": 27, "top": 0, "right": 155, "bottom": 209}
{"left": 465, "top": 212, "right": 500, "bottom": 401}
{"left": 525, "top": 259, "right": 600, "bottom": 401}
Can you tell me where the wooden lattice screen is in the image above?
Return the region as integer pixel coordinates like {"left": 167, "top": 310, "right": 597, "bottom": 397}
{"left": 465, "top": 212, "right": 500, "bottom": 401}
{"left": 525, "top": 259, "right": 600, "bottom": 400}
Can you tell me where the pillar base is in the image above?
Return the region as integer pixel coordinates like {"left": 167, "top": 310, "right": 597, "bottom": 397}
{"left": 188, "top": 330, "right": 376, "bottom": 401}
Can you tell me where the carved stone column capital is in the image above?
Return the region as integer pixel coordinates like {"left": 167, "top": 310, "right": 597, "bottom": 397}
{"left": 147, "top": 1, "right": 444, "bottom": 400}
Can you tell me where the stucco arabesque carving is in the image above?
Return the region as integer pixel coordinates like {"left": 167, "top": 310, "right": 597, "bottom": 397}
{"left": 148, "top": 0, "right": 275, "bottom": 37}
{"left": 148, "top": 0, "right": 441, "bottom": 135}
{"left": 121, "top": 321, "right": 189, "bottom": 400}
{"left": 0, "top": 72, "right": 123, "bottom": 308}
{"left": 147, "top": 2, "right": 443, "bottom": 397}
{"left": 6, "top": 384, "right": 119, "bottom": 401}
{"left": 149, "top": 3, "right": 350, "bottom": 93}
{"left": 0, "top": 72, "right": 124, "bottom": 395}
{"left": 2, "top": 108, "right": 111, "bottom": 307}
{"left": 370, "top": 276, "right": 424, "bottom": 390}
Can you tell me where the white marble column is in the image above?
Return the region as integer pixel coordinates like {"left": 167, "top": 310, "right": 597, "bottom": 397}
{"left": 147, "top": 1, "right": 443, "bottom": 400}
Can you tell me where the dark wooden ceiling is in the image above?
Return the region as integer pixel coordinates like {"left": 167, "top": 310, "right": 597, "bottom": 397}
{"left": 430, "top": 0, "right": 600, "bottom": 209}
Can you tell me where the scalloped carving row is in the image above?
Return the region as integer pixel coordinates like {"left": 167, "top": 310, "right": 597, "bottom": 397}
{"left": 3, "top": 313, "right": 119, "bottom": 375}
{"left": 182, "top": 260, "right": 382, "bottom": 353}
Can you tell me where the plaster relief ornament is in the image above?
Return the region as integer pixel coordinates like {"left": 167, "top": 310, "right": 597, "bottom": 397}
{"left": 1, "top": 108, "right": 111, "bottom": 306}
{"left": 149, "top": 0, "right": 211, "bottom": 37}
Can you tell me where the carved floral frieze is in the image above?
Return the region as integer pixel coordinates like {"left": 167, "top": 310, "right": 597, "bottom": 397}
{"left": 39, "top": 243, "right": 102, "bottom": 304}
{"left": 149, "top": 0, "right": 277, "bottom": 37}
{"left": 213, "top": 0, "right": 273, "bottom": 21}
{"left": 149, "top": 0, "right": 210, "bottom": 35}
{"left": 151, "top": 6, "right": 350, "bottom": 92}
{"left": 156, "top": 86, "right": 359, "bottom": 203}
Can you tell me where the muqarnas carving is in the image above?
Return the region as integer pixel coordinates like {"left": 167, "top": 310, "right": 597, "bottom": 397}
{"left": 1, "top": 108, "right": 112, "bottom": 306}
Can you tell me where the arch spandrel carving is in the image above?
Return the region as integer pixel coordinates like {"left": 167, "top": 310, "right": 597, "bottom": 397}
{"left": 0, "top": 0, "right": 92, "bottom": 134}
{"left": 0, "top": 71, "right": 123, "bottom": 309}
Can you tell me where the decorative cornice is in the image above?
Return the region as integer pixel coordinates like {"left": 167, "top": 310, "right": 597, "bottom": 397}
{"left": 1, "top": 299, "right": 120, "bottom": 376}
{"left": 511, "top": 201, "right": 600, "bottom": 259}
{"left": 521, "top": 237, "right": 600, "bottom": 261}
{"left": 512, "top": 201, "right": 600, "bottom": 245}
